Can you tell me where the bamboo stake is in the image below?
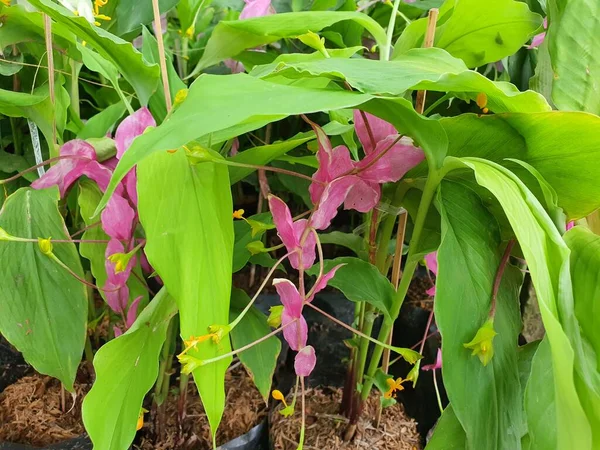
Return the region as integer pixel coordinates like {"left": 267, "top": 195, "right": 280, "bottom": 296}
{"left": 43, "top": 14, "right": 57, "bottom": 152}
{"left": 415, "top": 8, "right": 439, "bottom": 114}
{"left": 151, "top": 0, "right": 172, "bottom": 112}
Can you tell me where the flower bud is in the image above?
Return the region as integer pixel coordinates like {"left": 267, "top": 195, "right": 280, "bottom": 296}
{"left": 463, "top": 317, "right": 497, "bottom": 366}
{"left": 38, "top": 237, "right": 53, "bottom": 256}
{"left": 267, "top": 305, "right": 283, "bottom": 328}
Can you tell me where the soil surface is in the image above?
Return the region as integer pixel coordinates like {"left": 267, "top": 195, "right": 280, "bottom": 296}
{"left": 0, "top": 368, "right": 92, "bottom": 447}
{"left": 270, "top": 387, "right": 421, "bottom": 450}
{"left": 136, "top": 366, "right": 267, "bottom": 449}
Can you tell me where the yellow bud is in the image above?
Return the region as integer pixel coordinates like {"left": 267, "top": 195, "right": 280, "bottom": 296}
{"left": 174, "top": 89, "right": 188, "bottom": 105}
{"left": 136, "top": 407, "right": 148, "bottom": 431}
{"left": 476, "top": 92, "right": 488, "bottom": 111}
{"left": 185, "top": 25, "right": 195, "bottom": 39}
{"left": 272, "top": 389, "right": 288, "bottom": 407}
{"left": 38, "top": 237, "right": 53, "bottom": 256}
{"left": 232, "top": 209, "right": 245, "bottom": 220}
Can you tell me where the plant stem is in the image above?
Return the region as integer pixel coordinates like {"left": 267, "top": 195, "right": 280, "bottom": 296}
{"left": 489, "top": 240, "right": 515, "bottom": 318}
{"left": 360, "top": 172, "right": 441, "bottom": 402}
{"left": 433, "top": 370, "right": 443, "bottom": 414}
{"left": 9, "top": 118, "right": 21, "bottom": 156}
{"left": 155, "top": 316, "right": 177, "bottom": 438}
{"left": 382, "top": 0, "right": 402, "bottom": 61}
{"left": 70, "top": 60, "right": 81, "bottom": 118}
{"left": 43, "top": 13, "right": 57, "bottom": 152}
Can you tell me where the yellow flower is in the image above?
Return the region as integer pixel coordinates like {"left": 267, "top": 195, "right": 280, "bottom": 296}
{"left": 463, "top": 318, "right": 497, "bottom": 366}
{"left": 476, "top": 92, "right": 489, "bottom": 114}
{"left": 179, "top": 333, "right": 217, "bottom": 357}
{"left": 232, "top": 209, "right": 245, "bottom": 220}
{"left": 384, "top": 377, "right": 406, "bottom": 399}
{"left": 185, "top": 25, "right": 195, "bottom": 39}
{"left": 136, "top": 407, "right": 148, "bottom": 431}
{"left": 38, "top": 237, "right": 53, "bottom": 256}
{"left": 272, "top": 390, "right": 288, "bottom": 408}
{"left": 107, "top": 250, "right": 136, "bottom": 274}
{"left": 174, "top": 89, "right": 188, "bottom": 106}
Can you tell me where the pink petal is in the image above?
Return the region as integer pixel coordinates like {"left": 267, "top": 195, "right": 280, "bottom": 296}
{"left": 268, "top": 194, "right": 298, "bottom": 251}
{"left": 353, "top": 110, "right": 397, "bottom": 155}
{"left": 307, "top": 264, "right": 345, "bottom": 302}
{"left": 101, "top": 194, "right": 136, "bottom": 241}
{"left": 239, "top": 0, "right": 274, "bottom": 19}
{"left": 126, "top": 296, "right": 143, "bottom": 328}
{"left": 31, "top": 140, "right": 96, "bottom": 196}
{"left": 356, "top": 136, "right": 424, "bottom": 184}
{"left": 425, "top": 252, "right": 438, "bottom": 276}
{"left": 230, "top": 137, "right": 240, "bottom": 156}
{"left": 294, "top": 345, "right": 316, "bottom": 377}
{"left": 102, "top": 157, "right": 119, "bottom": 171}
{"left": 123, "top": 169, "right": 138, "bottom": 206}
{"left": 273, "top": 278, "right": 303, "bottom": 318}
{"left": 104, "top": 281, "right": 129, "bottom": 313}
{"left": 566, "top": 221, "right": 575, "bottom": 230}
{"left": 528, "top": 31, "right": 546, "bottom": 49}
{"left": 81, "top": 160, "right": 116, "bottom": 193}
{"left": 140, "top": 250, "right": 153, "bottom": 274}
{"left": 289, "top": 219, "right": 316, "bottom": 270}
{"left": 113, "top": 325, "right": 123, "bottom": 337}
{"left": 426, "top": 286, "right": 436, "bottom": 297}
{"left": 310, "top": 176, "right": 361, "bottom": 230}
{"left": 343, "top": 180, "right": 380, "bottom": 213}
{"left": 309, "top": 145, "right": 353, "bottom": 205}
{"left": 224, "top": 59, "right": 245, "bottom": 74}
{"left": 115, "top": 107, "right": 156, "bottom": 159}
{"left": 282, "top": 309, "right": 308, "bottom": 351}
{"left": 422, "top": 348, "right": 442, "bottom": 371}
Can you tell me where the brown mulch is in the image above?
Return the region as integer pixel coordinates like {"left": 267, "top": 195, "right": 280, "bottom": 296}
{"left": 270, "top": 387, "right": 421, "bottom": 450}
{"left": 406, "top": 275, "right": 434, "bottom": 310}
{"left": 0, "top": 369, "right": 92, "bottom": 447}
{"left": 137, "top": 365, "right": 267, "bottom": 449}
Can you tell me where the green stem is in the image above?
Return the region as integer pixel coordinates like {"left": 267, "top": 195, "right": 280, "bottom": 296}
{"left": 182, "top": 37, "right": 189, "bottom": 80}
{"left": 353, "top": 304, "right": 376, "bottom": 392}
{"left": 84, "top": 336, "right": 94, "bottom": 364}
{"left": 9, "top": 117, "right": 21, "bottom": 156}
{"left": 382, "top": 0, "right": 403, "bottom": 61}
{"left": 360, "top": 172, "right": 441, "bottom": 401}
{"left": 374, "top": 182, "right": 411, "bottom": 271}
{"left": 155, "top": 316, "right": 177, "bottom": 406}
{"left": 423, "top": 93, "right": 452, "bottom": 117}
{"left": 70, "top": 60, "right": 81, "bottom": 118}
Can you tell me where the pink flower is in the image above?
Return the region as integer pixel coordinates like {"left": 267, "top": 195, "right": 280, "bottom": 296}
{"left": 224, "top": 59, "right": 245, "bottom": 74}
{"left": 126, "top": 296, "right": 142, "bottom": 328}
{"left": 528, "top": 17, "right": 547, "bottom": 49}
{"left": 31, "top": 140, "right": 114, "bottom": 197}
{"left": 566, "top": 221, "right": 575, "bottom": 230}
{"left": 273, "top": 265, "right": 343, "bottom": 377}
{"left": 104, "top": 239, "right": 136, "bottom": 287}
{"left": 101, "top": 194, "right": 136, "bottom": 241}
{"left": 425, "top": 252, "right": 438, "bottom": 296}
{"left": 422, "top": 348, "right": 442, "bottom": 371}
{"left": 105, "top": 281, "right": 129, "bottom": 313}
{"left": 239, "top": 0, "right": 274, "bottom": 19}
{"left": 268, "top": 194, "right": 317, "bottom": 270}
{"left": 308, "top": 112, "right": 424, "bottom": 230}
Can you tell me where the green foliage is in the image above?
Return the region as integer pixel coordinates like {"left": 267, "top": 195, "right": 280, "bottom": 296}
{"left": 82, "top": 288, "right": 178, "bottom": 450}
{"left": 230, "top": 289, "right": 281, "bottom": 401}
{"left": 0, "top": 188, "right": 87, "bottom": 390}
{"left": 137, "top": 149, "right": 234, "bottom": 439}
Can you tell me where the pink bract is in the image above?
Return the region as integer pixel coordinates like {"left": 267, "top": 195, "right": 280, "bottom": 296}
{"left": 101, "top": 194, "right": 136, "bottom": 241}
{"left": 295, "top": 345, "right": 317, "bottom": 377}
{"left": 422, "top": 348, "right": 442, "bottom": 371}
{"left": 239, "top": 0, "right": 274, "bottom": 19}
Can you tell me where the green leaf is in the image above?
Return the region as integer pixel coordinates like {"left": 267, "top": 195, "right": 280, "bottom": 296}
{"left": 252, "top": 48, "right": 550, "bottom": 113}
{"left": 456, "top": 157, "right": 592, "bottom": 449}
{"left": 546, "top": 0, "right": 600, "bottom": 114}
{"left": 438, "top": 112, "right": 600, "bottom": 219}
{"left": 82, "top": 288, "right": 178, "bottom": 450}
{"left": 137, "top": 149, "right": 234, "bottom": 438}
{"left": 77, "top": 102, "right": 126, "bottom": 140}
{"left": 306, "top": 256, "right": 394, "bottom": 320}
{"left": 318, "top": 231, "right": 366, "bottom": 259}
{"left": 228, "top": 136, "right": 314, "bottom": 184}
{"left": 112, "top": 0, "right": 179, "bottom": 35}
{"left": 425, "top": 405, "right": 467, "bottom": 450}
{"left": 190, "top": 11, "right": 387, "bottom": 75}
{"left": 230, "top": 288, "right": 281, "bottom": 402}
{"left": 0, "top": 150, "right": 35, "bottom": 181}
{"left": 177, "top": 0, "right": 210, "bottom": 33}
{"left": 394, "top": 0, "right": 542, "bottom": 68}
{"left": 28, "top": 0, "right": 160, "bottom": 105}
{"left": 0, "top": 188, "right": 87, "bottom": 390}
{"left": 435, "top": 180, "right": 524, "bottom": 449}
{"left": 233, "top": 212, "right": 272, "bottom": 273}
{"left": 141, "top": 26, "right": 187, "bottom": 122}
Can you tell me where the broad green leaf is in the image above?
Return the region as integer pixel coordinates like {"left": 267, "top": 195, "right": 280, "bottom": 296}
{"left": 94, "top": 73, "right": 373, "bottom": 213}
{"left": 190, "top": 11, "right": 387, "bottom": 75}
{"left": 435, "top": 180, "right": 524, "bottom": 449}
{"left": 524, "top": 337, "right": 556, "bottom": 449}
{"left": 252, "top": 48, "right": 550, "bottom": 113}
{"left": 233, "top": 212, "right": 272, "bottom": 273}
{"left": 306, "top": 257, "right": 394, "bottom": 320}
{"left": 546, "top": 0, "right": 600, "bottom": 113}
{"left": 317, "top": 231, "right": 366, "bottom": 259}
{"left": 141, "top": 26, "right": 187, "bottom": 122}
{"left": 437, "top": 112, "right": 600, "bottom": 219}
{"left": 137, "top": 149, "right": 234, "bottom": 438}
{"left": 77, "top": 43, "right": 133, "bottom": 113}
{"left": 425, "top": 405, "right": 467, "bottom": 450}
{"left": 82, "top": 288, "right": 178, "bottom": 450}
{"left": 0, "top": 150, "right": 35, "bottom": 181}
{"left": 77, "top": 180, "right": 148, "bottom": 305}
{"left": 456, "top": 158, "right": 592, "bottom": 449}
{"left": 77, "top": 102, "right": 126, "bottom": 140}
{"left": 394, "top": 0, "right": 542, "bottom": 67}
{"left": 112, "top": 0, "right": 179, "bottom": 35}
{"left": 230, "top": 289, "right": 281, "bottom": 402}
{"left": 228, "top": 136, "right": 314, "bottom": 184}
{"left": 0, "top": 188, "right": 87, "bottom": 390}
{"left": 28, "top": 0, "right": 160, "bottom": 105}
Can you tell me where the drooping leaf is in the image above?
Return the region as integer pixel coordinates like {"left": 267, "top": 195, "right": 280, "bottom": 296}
{"left": 318, "top": 231, "right": 366, "bottom": 259}
{"left": 230, "top": 289, "right": 281, "bottom": 402}
{"left": 112, "top": 0, "right": 180, "bottom": 35}
{"left": 425, "top": 405, "right": 467, "bottom": 450}
{"left": 546, "top": 0, "right": 600, "bottom": 114}
{"left": 77, "top": 102, "right": 127, "bottom": 140}
{"left": 82, "top": 288, "right": 177, "bottom": 450}
{"left": 252, "top": 48, "right": 550, "bottom": 113}
{"left": 137, "top": 149, "right": 234, "bottom": 438}
{"left": 0, "top": 188, "right": 87, "bottom": 390}
{"left": 190, "top": 11, "right": 387, "bottom": 75}
{"left": 28, "top": 0, "right": 160, "bottom": 105}
{"left": 233, "top": 212, "right": 273, "bottom": 273}
{"left": 456, "top": 157, "right": 592, "bottom": 449}
{"left": 436, "top": 112, "right": 600, "bottom": 219}
{"left": 434, "top": 180, "right": 524, "bottom": 449}
{"left": 306, "top": 257, "right": 394, "bottom": 320}
{"left": 393, "top": 0, "right": 542, "bottom": 67}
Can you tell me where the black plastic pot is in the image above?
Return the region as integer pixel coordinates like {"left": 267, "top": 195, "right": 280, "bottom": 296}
{"left": 218, "top": 421, "right": 267, "bottom": 450}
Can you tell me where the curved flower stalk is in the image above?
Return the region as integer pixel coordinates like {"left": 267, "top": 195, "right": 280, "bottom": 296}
{"left": 424, "top": 251, "right": 438, "bottom": 296}
{"left": 32, "top": 107, "right": 156, "bottom": 329}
